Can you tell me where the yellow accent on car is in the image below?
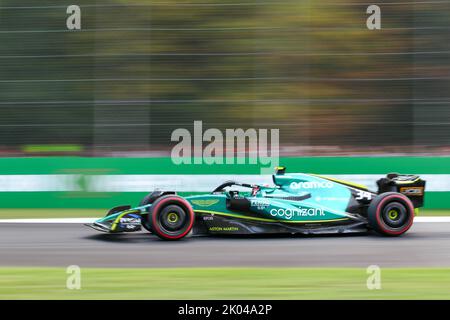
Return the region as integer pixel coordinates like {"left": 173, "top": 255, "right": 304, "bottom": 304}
{"left": 310, "top": 174, "right": 369, "bottom": 190}
{"left": 395, "top": 177, "right": 421, "bottom": 184}
{"left": 167, "top": 212, "right": 179, "bottom": 223}
{"left": 191, "top": 199, "right": 220, "bottom": 207}
{"left": 195, "top": 210, "right": 349, "bottom": 224}
{"left": 111, "top": 210, "right": 140, "bottom": 231}
{"left": 388, "top": 209, "right": 398, "bottom": 219}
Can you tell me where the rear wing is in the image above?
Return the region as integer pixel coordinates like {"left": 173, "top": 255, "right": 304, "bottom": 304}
{"left": 376, "top": 174, "right": 426, "bottom": 208}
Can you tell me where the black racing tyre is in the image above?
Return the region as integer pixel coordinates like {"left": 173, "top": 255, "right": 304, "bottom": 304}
{"left": 148, "top": 195, "right": 194, "bottom": 240}
{"left": 367, "top": 192, "right": 415, "bottom": 236}
{"left": 139, "top": 191, "right": 167, "bottom": 233}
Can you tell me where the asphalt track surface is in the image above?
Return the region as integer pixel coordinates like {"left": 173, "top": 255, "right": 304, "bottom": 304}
{"left": 0, "top": 222, "right": 449, "bottom": 267}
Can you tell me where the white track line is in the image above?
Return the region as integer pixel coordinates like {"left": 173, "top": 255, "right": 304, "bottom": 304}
{"left": 0, "top": 217, "right": 449, "bottom": 224}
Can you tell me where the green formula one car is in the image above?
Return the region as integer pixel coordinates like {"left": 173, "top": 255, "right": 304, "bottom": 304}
{"left": 86, "top": 167, "right": 426, "bottom": 240}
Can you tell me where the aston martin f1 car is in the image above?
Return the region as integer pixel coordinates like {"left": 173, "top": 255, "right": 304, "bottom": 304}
{"left": 86, "top": 167, "right": 426, "bottom": 240}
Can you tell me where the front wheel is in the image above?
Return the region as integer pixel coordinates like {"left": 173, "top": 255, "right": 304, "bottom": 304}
{"left": 139, "top": 192, "right": 160, "bottom": 233}
{"left": 367, "top": 192, "right": 415, "bottom": 236}
{"left": 147, "top": 195, "right": 195, "bottom": 240}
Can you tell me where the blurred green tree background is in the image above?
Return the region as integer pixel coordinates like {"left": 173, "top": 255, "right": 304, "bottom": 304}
{"left": 0, "top": 0, "right": 448, "bottom": 154}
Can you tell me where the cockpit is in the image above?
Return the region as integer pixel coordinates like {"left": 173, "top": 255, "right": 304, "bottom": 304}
{"left": 211, "top": 181, "right": 262, "bottom": 198}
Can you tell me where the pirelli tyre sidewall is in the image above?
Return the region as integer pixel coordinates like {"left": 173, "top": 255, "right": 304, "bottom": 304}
{"left": 368, "top": 192, "right": 415, "bottom": 236}
{"left": 139, "top": 192, "right": 159, "bottom": 233}
{"left": 149, "top": 195, "right": 195, "bottom": 240}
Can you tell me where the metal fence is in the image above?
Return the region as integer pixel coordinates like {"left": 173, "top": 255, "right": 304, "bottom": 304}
{"left": 0, "top": 0, "right": 449, "bottom": 155}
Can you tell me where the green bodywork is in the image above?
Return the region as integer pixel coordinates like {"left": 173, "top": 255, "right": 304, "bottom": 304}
{"left": 94, "top": 173, "right": 368, "bottom": 230}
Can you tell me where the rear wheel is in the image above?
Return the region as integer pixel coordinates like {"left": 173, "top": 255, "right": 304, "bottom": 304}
{"left": 367, "top": 192, "right": 414, "bottom": 236}
{"left": 139, "top": 192, "right": 159, "bottom": 232}
{"left": 148, "top": 195, "right": 194, "bottom": 240}
{"left": 141, "top": 216, "right": 153, "bottom": 233}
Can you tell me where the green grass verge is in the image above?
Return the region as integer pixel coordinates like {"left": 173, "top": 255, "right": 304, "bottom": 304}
{"left": 418, "top": 210, "right": 450, "bottom": 216}
{"left": 1, "top": 267, "right": 450, "bottom": 299}
{"left": 0, "top": 208, "right": 448, "bottom": 219}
